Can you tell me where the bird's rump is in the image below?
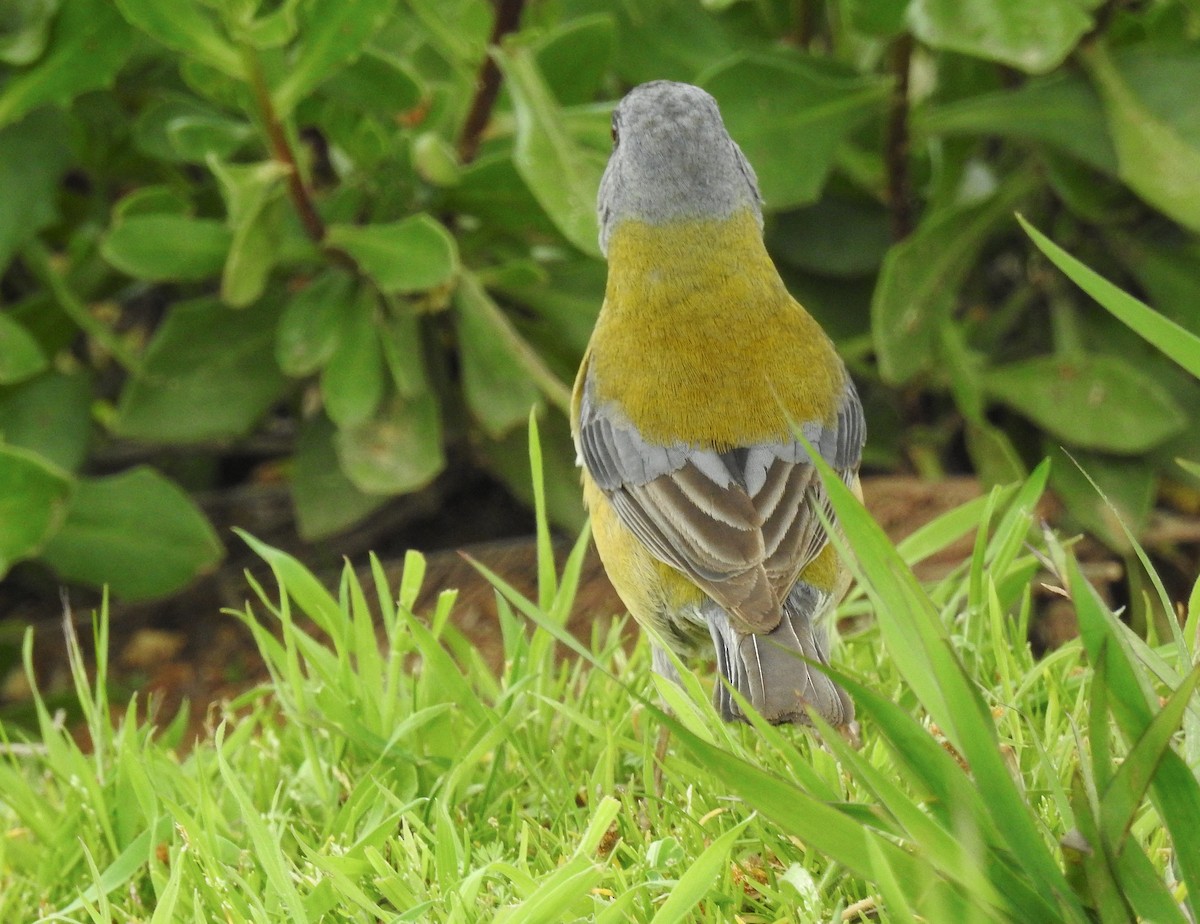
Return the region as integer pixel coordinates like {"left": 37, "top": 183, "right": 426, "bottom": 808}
{"left": 708, "top": 580, "right": 855, "bottom": 726}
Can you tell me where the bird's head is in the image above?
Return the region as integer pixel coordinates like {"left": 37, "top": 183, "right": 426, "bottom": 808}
{"left": 597, "top": 80, "right": 763, "bottom": 255}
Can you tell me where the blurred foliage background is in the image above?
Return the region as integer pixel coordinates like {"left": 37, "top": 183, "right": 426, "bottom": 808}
{"left": 1, "top": 0, "right": 1198, "bottom": 610}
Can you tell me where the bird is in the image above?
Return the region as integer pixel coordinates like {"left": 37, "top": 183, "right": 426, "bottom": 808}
{"left": 570, "top": 80, "right": 865, "bottom": 730}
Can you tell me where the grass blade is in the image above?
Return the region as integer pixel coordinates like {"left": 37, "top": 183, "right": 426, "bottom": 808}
{"left": 650, "top": 817, "right": 750, "bottom": 924}
{"left": 1070, "top": 556, "right": 1200, "bottom": 910}
{"left": 1019, "top": 215, "right": 1200, "bottom": 376}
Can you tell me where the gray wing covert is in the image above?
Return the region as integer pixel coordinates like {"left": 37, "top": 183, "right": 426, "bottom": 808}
{"left": 576, "top": 365, "right": 865, "bottom": 632}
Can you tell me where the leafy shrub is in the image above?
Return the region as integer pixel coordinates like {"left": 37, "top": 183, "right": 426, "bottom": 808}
{"left": 1, "top": 0, "right": 1198, "bottom": 599}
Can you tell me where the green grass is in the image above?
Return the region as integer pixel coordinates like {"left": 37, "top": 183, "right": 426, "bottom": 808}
{"left": 1, "top": 426, "right": 1198, "bottom": 922}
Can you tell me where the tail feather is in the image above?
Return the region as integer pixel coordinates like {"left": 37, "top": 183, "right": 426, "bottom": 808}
{"left": 706, "top": 583, "right": 853, "bottom": 728}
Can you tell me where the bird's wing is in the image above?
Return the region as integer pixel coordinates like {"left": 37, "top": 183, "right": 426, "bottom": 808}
{"left": 576, "top": 365, "right": 864, "bottom": 633}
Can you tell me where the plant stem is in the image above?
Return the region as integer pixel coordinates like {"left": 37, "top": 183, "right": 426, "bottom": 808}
{"left": 23, "top": 239, "right": 140, "bottom": 373}
{"left": 1079, "top": 0, "right": 1126, "bottom": 48}
{"left": 458, "top": 0, "right": 526, "bottom": 165}
{"left": 789, "top": 0, "right": 814, "bottom": 47}
{"left": 243, "top": 46, "right": 325, "bottom": 244}
{"left": 885, "top": 33, "right": 914, "bottom": 241}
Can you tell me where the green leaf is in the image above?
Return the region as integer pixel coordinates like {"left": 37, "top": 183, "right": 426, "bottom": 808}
{"left": 1103, "top": 43, "right": 1200, "bottom": 150}
{"left": 454, "top": 273, "right": 568, "bottom": 434}
{"left": 488, "top": 255, "right": 604, "bottom": 362}
{"left": 40, "top": 466, "right": 221, "bottom": 598}
{"left": 442, "top": 154, "right": 559, "bottom": 239}
{"left": 170, "top": 114, "right": 256, "bottom": 163}
{"left": 133, "top": 94, "right": 253, "bottom": 162}
{"left": 209, "top": 157, "right": 289, "bottom": 307}
{"left": 479, "top": 410, "right": 586, "bottom": 533}
{"left": 335, "top": 392, "right": 444, "bottom": 495}
{"left": 960, "top": 423, "right": 1025, "bottom": 492}
{"left": 0, "top": 0, "right": 60, "bottom": 65}
{"left": 767, "top": 196, "right": 892, "bottom": 277}
{"left": 496, "top": 856, "right": 602, "bottom": 923}
{"left": 114, "top": 297, "right": 286, "bottom": 443}
{"left": 907, "top": 0, "right": 1091, "bottom": 74}
{"left": 291, "top": 413, "right": 387, "bottom": 539}
{"left": 111, "top": 184, "right": 190, "bottom": 219}
{"left": 224, "top": 196, "right": 283, "bottom": 308}
{"left": 111, "top": 0, "right": 243, "bottom": 78}
{"left": 321, "top": 287, "right": 384, "bottom": 428}
{"left": 0, "top": 443, "right": 72, "bottom": 575}
{"left": 493, "top": 43, "right": 605, "bottom": 258}
{"left": 1083, "top": 42, "right": 1200, "bottom": 233}
{"left": 1039, "top": 150, "right": 1127, "bottom": 222}
{"left": 213, "top": 740, "right": 311, "bottom": 923}
{"left": 236, "top": 0, "right": 300, "bottom": 49}
{"left": 0, "top": 313, "right": 48, "bottom": 384}
{"left": 318, "top": 49, "right": 422, "bottom": 116}
{"left": 101, "top": 213, "right": 232, "bottom": 282}
{"left": 841, "top": 0, "right": 909, "bottom": 37}
{"left": 532, "top": 14, "right": 615, "bottom": 106}
{"left": 454, "top": 279, "right": 541, "bottom": 437}
{"left": 597, "top": 0, "right": 744, "bottom": 84}
{"left": 326, "top": 215, "right": 459, "bottom": 294}
{"left": 0, "top": 107, "right": 73, "bottom": 269}
{"left": 1020, "top": 217, "right": 1200, "bottom": 378}
{"left": 237, "top": 532, "right": 344, "bottom": 635}
{"left": 1107, "top": 837, "right": 1194, "bottom": 924}
{"left": 211, "top": 154, "right": 286, "bottom": 228}
{"left": 411, "top": 132, "right": 461, "bottom": 187}
{"left": 701, "top": 52, "right": 889, "bottom": 209}
{"left": 933, "top": 324, "right": 1028, "bottom": 484}
{"left": 406, "top": 0, "right": 491, "bottom": 65}
{"left": 272, "top": 0, "right": 398, "bottom": 115}
{"left": 916, "top": 72, "right": 1117, "bottom": 174}
{"left": 984, "top": 354, "right": 1187, "bottom": 453}
{"left": 936, "top": 319, "right": 986, "bottom": 421}
{"left": 275, "top": 270, "right": 354, "bottom": 377}
{"left": 1111, "top": 235, "right": 1200, "bottom": 335}
{"left": 1065, "top": 771, "right": 1126, "bottom": 923}
{"left": 377, "top": 303, "right": 429, "bottom": 400}
{"left": 0, "top": 369, "right": 91, "bottom": 471}
{"left": 1048, "top": 448, "right": 1155, "bottom": 551}
{"left": 873, "top": 171, "right": 1037, "bottom": 382}
{"left": 0, "top": 0, "right": 135, "bottom": 128}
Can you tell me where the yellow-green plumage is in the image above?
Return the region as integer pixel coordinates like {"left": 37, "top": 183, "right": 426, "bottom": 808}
{"left": 586, "top": 210, "right": 845, "bottom": 448}
{"left": 582, "top": 476, "right": 707, "bottom": 648}
{"left": 574, "top": 208, "right": 850, "bottom": 615}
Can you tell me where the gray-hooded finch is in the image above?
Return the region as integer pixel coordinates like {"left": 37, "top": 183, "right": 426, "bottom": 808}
{"left": 571, "top": 81, "right": 864, "bottom": 729}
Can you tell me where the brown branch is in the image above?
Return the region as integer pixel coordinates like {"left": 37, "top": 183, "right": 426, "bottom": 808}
{"left": 244, "top": 48, "right": 326, "bottom": 244}
{"left": 885, "top": 33, "right": 914, "bottom": 241}
{"left": 457, "top": 0, "right": 526, "bottom": 165}
{"left": 1079, "top": 0, "right": 1127, "bottom": 49}
{"left": 789, "top": 0, "right": 815, "bottom": 48}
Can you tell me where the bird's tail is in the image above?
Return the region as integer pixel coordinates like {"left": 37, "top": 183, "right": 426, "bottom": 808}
{"left": 707, "top": 582, "right": 853, "bottom": 728}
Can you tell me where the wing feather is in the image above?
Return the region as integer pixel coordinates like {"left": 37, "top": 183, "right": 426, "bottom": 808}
{"left": 576, "top": 362, "right": 864, "bottom": 633}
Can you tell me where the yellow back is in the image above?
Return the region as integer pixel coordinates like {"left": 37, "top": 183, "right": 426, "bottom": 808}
{"left": 583, "top": 208, "right": 844, "bottom": 449}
